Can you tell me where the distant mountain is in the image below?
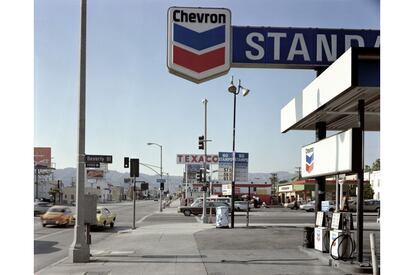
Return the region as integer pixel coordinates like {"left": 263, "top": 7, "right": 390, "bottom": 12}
{"left": 248, "top": 171, "right": 296, "bottom": 183}
{"left": 53, "top": 168, "right": 296, "bottom": 191}
{"left": 53, "top": 168, "right": 183, "bottom": 192}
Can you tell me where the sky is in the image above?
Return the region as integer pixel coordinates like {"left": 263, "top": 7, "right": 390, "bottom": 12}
{"left": 34, "top": 0, "right": 380, "bottom": 176}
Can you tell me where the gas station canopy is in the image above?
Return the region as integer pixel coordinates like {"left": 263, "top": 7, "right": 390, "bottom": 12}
{"left": 281, "top": 47, "right": 380, "bottom": 133}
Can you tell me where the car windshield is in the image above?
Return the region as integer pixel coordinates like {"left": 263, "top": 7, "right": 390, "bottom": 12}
{"left": 48, "top": 208, "right": 65, "bottom": 213}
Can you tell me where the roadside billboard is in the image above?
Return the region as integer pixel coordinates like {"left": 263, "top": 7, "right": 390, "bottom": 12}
{"left": 301, "top": 128, "right": 362, "bottom": 178}
{"left": 167, "top": 7, "right": 379, "bottom": 83}
{"left": 232, "top": 27, "right": 379, "bottom": 68}
{"left": 177, "top": 154, "right": 218, "bottom": 164}
{"left": 167, "top": 7, "right": 232, "bottom": 83}
{"left": 87, "top": 169, "right": 104, "bottom": 178}
{"left": 218, "top": 152, "right": 249, "bottom": 183}
{"left": 34, "top": 147, "right": 51, "bottom": 168}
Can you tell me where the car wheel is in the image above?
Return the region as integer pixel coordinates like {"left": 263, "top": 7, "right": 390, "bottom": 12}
{"left": 103, "top": 220, "right": 107, "bottom": 227}
{"left": 42, "top": 223, "right": 46, "bottom": 227}
{"left": 110, "top": 221, "right": 114, "bottom": 228}
{"left": 376, "top": 207, "right": 380, "bottom": 213}
{"left": 329, "top": 208, "right": 334, "bottom": 212}
{"left": 183, "top": 210, "right": 191, "bottom": 216}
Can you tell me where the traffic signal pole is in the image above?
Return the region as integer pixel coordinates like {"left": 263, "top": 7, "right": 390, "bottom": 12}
{"left": 202, "top": 99, "right": 208, "bottom": 223}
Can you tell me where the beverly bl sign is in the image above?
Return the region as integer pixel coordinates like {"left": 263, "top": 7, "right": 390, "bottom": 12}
{"left": 167, "top": 7, "right": 380, "bottom": 83}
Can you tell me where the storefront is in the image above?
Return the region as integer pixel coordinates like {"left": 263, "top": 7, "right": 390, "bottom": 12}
{"left": 277, "top": 179, "right": 364, "bottom": 203}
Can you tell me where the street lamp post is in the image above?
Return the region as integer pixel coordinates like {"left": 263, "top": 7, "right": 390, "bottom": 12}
{"left": 227, "top": 76, "right": 250, "bottom": 229}
{"left": 147, "top": 142, "right": 163, "bottom": 212}
{"left": 69, "top": 0, "right": 89, "bottom": 263}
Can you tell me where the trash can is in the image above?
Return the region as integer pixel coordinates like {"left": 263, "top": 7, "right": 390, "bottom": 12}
{"left": 216, "top": 206, "right": 229, "bottom": 228}
{"left": 303, "top": 227, "right": 314, "bottom": 248}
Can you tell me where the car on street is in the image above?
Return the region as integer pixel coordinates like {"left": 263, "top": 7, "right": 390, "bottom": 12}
{"left": 348, "top": 199, "right": 380, "bottom": 212}
{"left": 283, "top": 200, "right": 302, "bottom": 209}
{"left": 40, "top": 206, "right": 75, "bottom": 227}
{"left": 179, "top": 201, "right": 231, "bottom": 216}
{"left": 234, "top": 201, "right": 250, "bottom": 211}
{"left": 299, "top": 201, "right": 315, "bottom": 212}
{"left": 96, "top": 206, "right": 116, "bottom": 228}
{"left": 34, "top": 201, "right": 51, "bottom": 215}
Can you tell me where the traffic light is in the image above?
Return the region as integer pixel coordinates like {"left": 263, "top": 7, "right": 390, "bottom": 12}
{"left": 196, "top": 169, "right": 204, "bottom": 182}
{"left": 198, "top": 135, "right": 204, "bottom": 150}
{"left": 160, "top": 182, "right": 165, "bottom": 191}
{"left": 124, "top": 157, "right": 129, "bottom": 168}
{"left": 130, "top": 158, "right": 139, "bottom": 177}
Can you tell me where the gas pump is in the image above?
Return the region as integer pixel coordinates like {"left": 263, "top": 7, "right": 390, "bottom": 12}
{"left": 314, "top": 211, "right": 329, "bottom": 252}
{"left": 330, "top": 212, "right": 355, "bottom": 261}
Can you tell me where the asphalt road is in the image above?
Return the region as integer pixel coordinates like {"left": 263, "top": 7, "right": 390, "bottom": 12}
{"left": 34, "top": 200, "right": 159, "bottom": 273}
{"left": 34, "top": 201, "right": 379, "bottom": 273}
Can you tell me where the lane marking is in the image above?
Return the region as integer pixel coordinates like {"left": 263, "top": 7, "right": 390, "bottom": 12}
{"left": 34, "top": 229, "right": 71, "bottom": 241}
{"left": 135, "top": 211, "right": 157, "bottom": 224}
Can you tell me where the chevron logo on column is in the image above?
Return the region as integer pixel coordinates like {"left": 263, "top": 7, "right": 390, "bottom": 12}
{"left": 167, "top": 7, "right": 231, "bottom": 83}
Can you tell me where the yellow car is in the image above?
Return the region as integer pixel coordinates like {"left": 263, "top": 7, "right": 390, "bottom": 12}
{"left": 96, "top": 206, "right": 116, "bottom": 228}
{"left": 40, "top": 206, "right": 75, "bottom": 227}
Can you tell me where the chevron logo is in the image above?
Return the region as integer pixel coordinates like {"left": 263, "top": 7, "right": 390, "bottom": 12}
{"left": 305, "top": 148, "right": 314, "bottom": 173}
{"left": 167, "top": 7, "right": 231, "bottom": 83}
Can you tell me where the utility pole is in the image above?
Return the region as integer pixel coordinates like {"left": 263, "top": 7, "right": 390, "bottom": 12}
{"left": 69, "top": 0, "right": 89, "bottom": 263}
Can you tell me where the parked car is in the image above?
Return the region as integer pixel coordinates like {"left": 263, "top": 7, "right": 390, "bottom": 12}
{"left": 348, "top": 199, "right": 380, "bottom": 212}
{"left": 283, "top": 200, "right": 302, "bottom": 209}
{"left": 34, "top": 201, "right": 51, "bottom": 215}
{"left": 234, "top": 201, "right": 250, "bottom": 211}
{"left": 179, "top": 201, "right": 231, "bottom": 216}
{"left": 96, "top": 207, "right": 116, "bottom": 228}
{"left": 299, "top": 201, "right": 315, "bottom": 212}
{"left": 191, "top": 196, "right": 231, "bottom": 206}
{"left": 40, "top": 206, "right": 75, "bottom": 227}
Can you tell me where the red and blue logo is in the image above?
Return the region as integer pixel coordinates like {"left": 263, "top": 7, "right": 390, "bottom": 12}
{"left": 167, "top": 7, "right": 231, "bottom": 83}
{"left": 305, "top": 148, "right": 314, "bottom": 173}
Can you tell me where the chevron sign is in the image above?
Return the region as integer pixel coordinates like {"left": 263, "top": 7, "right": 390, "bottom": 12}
{"left": 167, "top": 7, "right": 231, "bottom": 83}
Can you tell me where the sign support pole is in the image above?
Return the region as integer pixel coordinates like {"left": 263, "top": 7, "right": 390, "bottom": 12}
{"left": 132, "top": 177, "right": 136, "bottom": 230}
{"left": 69, "top": 0, "right": 89, "bottom": 263}
{"left": 357, "top": 99, "right": 365, "bottom": 263}
{"left": 314, "top": 121, "right": 326, "bottom": 219}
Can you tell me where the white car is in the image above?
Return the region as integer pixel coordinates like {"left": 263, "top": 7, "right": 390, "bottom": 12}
{"left": 300, "top": 201, "right": 315, "bottom": 212}
{"left": 234, "top": 201, "right": 250, "bottom": 211}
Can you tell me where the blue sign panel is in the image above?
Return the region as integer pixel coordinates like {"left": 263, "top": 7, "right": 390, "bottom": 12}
{"left": 321, "top": 201, "right": 330, "bottom": 212}
{"left": 219, "top": 152, "right": 249, "bottom": 164}
{"left": 232, "top": 26, "right": 380, "bottom": 68}
{"left": 218, "top": 152, "right": 249, "bottom": 183}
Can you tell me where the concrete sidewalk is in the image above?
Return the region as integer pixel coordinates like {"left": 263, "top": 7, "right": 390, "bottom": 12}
{"left": 37, "top": 200, "right": 375, "bottom": 275}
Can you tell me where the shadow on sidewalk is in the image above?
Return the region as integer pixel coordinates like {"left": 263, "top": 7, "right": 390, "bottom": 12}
{"left": 34, "top": 240, "right": 60, "bottom": 254}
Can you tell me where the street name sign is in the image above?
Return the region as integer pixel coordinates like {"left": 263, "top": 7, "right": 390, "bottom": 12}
{"left": 85, "top": 154, "right": 113, "bottom": 163}
{"left": 86, "top": 162, "right": 100, "bottom": 168}
{"left": 156, "top": 179, "right": 166, "bottom": 183}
